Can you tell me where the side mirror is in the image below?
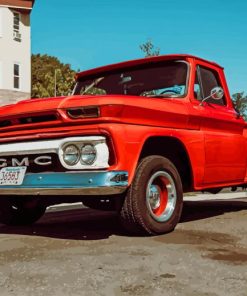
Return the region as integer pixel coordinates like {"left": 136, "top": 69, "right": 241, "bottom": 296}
{"left": 200, "top": 86, "right": 224, "bottom": 105}
{"left": 211, "top": 87, "right": 224, "bottom": 100}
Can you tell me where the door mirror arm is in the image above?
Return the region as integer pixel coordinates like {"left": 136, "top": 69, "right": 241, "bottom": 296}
{"left": 200, "top": 87, "right": 224, "bottom": 106}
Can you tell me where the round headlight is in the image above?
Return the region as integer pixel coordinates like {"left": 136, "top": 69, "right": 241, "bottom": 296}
{"left": 81, "top": 144, "right": 97, "bottom": 165}
{"left": 63, "top": 144, "right": 80, "bottom": 166}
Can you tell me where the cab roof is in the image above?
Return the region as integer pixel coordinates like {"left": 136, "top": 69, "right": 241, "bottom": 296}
{"left": 76, "top": 54, "right": 223, "bottom": 80}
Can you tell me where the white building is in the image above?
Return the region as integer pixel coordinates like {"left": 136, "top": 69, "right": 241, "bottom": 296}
{"left": 0, "top": 0, "right": 34, "bottom": 106}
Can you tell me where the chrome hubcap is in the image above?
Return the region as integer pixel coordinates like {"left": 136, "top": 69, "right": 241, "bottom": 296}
{"left": 148, "top": 185, "right": 161, "bottom": 210}
{"left": 146, "top": 171, "right": 177, "bottom": 222}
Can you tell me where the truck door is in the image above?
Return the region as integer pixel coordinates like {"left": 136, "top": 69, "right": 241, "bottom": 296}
{"left": 193, "top": 64, "right": 246, "bottom": 185}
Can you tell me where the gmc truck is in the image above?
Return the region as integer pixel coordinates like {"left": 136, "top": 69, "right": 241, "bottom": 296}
{"left": 0, "top": 54, "right": 245, "bottom": 235}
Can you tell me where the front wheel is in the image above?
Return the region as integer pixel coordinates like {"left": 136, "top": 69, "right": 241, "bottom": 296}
{"left": 120, "top": 156, "right": 183, "bottom": 235}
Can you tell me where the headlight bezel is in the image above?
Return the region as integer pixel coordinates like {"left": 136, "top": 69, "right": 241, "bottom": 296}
{"left": 59, "top": 136, "right": 109, "bottom": 170}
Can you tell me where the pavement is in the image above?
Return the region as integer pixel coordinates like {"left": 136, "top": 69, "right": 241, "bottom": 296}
{"left": 0, "top": 192, "right": 246, "bottom": 296}
{"left": 184, "top": 191, "right": 247, "bottom": 200}
{"left": 45, "top": 191, "right": 247, "bottom": 212}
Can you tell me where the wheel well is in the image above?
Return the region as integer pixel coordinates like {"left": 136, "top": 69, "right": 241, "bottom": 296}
{"left": 139, "top": 137, "right": 193, "bottom": 192}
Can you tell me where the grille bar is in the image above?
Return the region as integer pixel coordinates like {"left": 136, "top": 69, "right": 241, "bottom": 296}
{"left": 19, "top": 114, "right": 57, "bottom": 124}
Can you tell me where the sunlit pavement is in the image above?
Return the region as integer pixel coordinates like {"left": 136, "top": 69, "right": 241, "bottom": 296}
{"left": 0, "top": 191, "right": 246, "bottom": 296}
{"left": 46, "top": 191, "right": 247, "bottom": 213}
{"left": 184, "top": 191, "right": 247, "bottom": 201}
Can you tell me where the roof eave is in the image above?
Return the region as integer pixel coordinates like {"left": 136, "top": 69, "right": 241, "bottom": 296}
{"left": 0, "top": 4, "right": 32, "bottom": 9}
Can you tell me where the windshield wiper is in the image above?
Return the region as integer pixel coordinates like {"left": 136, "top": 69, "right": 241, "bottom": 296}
{"left": 81, "top": 77, "right": 104, "bottom": 95}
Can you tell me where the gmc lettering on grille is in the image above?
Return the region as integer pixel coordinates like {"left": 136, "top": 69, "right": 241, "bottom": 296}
{"left": 0, "top": 156, "right": 52, "bottom": 168}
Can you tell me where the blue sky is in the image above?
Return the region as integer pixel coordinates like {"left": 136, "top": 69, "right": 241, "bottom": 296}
{"left": 31, "top": 0, "right": 247, "bottom": 94}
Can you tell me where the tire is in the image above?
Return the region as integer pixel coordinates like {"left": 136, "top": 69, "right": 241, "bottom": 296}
{"left": 120, "top": 156, "right": 183, "bottom": 235}
{"left": 0, "top": 197, "right": 46, "bottom": 226}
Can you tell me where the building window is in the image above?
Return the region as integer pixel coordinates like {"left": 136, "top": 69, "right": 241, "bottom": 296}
{"left": 13, "top": 12, "right": 21, "bottom": 42}
{"left": 14, "top": 64, "right": 20, "bottom": 89}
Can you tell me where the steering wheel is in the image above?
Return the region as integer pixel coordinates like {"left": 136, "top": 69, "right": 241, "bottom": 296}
{"left": 160, "top": 89, "right": 181, "bottom": 95}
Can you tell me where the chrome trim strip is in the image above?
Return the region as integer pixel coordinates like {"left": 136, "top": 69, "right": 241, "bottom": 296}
{"left": 0, "top": 136, "right": 106, "bottom": 156}
{"left": 0, "top": 171, "right": 128, "bottom": 196}
{"left": 0, "top": 187, "right": 126, "bottom": 196}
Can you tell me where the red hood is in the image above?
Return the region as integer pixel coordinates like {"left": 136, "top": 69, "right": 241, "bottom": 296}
{"left": 0, "top": 95, "right": 115, "bottom": 117}
{"left": 0, "top": 94, "right": 190, "bottom": 142}
{"left": 0, "top": 94, "right": 188, "bottom": 118}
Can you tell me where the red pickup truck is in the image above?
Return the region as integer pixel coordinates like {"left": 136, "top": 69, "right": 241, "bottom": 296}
{"left": 0, "top": 54, "right": 245, "bottom": 235}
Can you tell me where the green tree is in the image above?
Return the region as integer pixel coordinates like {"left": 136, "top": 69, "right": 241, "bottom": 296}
{"left": 231, "top": 92, "right": 247, "bottom": 121}
{"left": 31, "top": 54, "right": 76, "bottom": 98}
{"left": 140, "top": 39, "right": 160, "bottom": 57}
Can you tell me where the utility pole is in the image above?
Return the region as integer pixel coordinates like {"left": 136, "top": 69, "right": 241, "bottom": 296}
{"left": 54, "top": 69, "right": 58, "bottom": 97}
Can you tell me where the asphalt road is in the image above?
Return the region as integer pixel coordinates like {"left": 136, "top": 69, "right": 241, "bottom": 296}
{"left": 0, "top": 193, "right": 246, "bottom": 296}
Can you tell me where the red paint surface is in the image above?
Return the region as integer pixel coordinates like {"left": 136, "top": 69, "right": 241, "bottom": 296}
{"left": 0, "top": 54, "right": 246, "bottom": 191}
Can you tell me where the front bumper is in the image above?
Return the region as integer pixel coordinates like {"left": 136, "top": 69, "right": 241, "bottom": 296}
{"left": 0, "top": 171, "right": 128, "bottom": 196}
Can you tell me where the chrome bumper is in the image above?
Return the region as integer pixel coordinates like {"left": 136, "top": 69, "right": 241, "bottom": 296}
{"left": 0, "top": 171, "right": 128, "bottom": 196}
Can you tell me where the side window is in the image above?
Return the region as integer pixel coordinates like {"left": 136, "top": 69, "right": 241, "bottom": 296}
{"left": 194, "top": 68, "right": 202, "bottom": 101}
{"left": 195, "top": 66, "right": 225, "bottom": 106}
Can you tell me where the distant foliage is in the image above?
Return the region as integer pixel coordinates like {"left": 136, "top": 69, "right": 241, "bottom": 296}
{"left": 232, "top": 92, "right": 247, "bottom": 121}
{"left": 140, "top": 40, "right": 160, "bottom": 57}
{"left": 31, "top": 54, "right": 76, "bottom": 98}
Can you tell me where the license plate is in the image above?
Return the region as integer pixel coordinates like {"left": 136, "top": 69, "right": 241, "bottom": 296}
{"left": 0, "top": 166, "right": 27, "bottom": 186}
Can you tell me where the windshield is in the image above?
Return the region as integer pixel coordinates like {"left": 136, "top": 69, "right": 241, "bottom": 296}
{"left": 73, "top": 60, "right": 188, "bottom": 98}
